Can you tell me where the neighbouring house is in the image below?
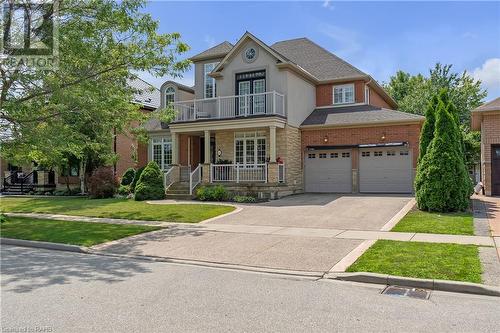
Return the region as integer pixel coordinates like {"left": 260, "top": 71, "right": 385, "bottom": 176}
{"left": 147, "top": 32, "right": 425, "bottom": 199}
{"left": 471, "top": 97, "right": 500, "bottom": 196}
{"left": 1, "top": 78, "right": 159, "bottom": 194}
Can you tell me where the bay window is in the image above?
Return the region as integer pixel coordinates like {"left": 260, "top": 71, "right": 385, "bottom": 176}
{"left": 151, "top": 137, "right": 172, "bottom": 170}
{"left": 333, "top": 84, "right": 355, "bottom": 104}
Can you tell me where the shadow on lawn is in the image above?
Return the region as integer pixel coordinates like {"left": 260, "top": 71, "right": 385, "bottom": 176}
{"left": 1, "top": 245, "right": 152, "bottom": 294}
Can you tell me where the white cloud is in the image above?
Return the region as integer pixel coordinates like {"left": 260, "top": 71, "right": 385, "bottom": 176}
{"left": 322, "top": 0, "right": 334, "bottom": 10}
{"left": 318, "top": 23, "right": 361, "bottom": 57}
{"left": 472, "top": 58, "right": 500, "bottom": 90}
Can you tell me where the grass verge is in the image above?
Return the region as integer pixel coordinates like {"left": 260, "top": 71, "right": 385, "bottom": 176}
{"left": 346, "top": 240, "right": 482, "bottom": 283}
{"left": 0, "top": 197, "right": 235, "bottom": 223}
{"left": 391, "top": 210, "right": 474, "bottom": 235}
{"left": 0, "top": 216, "right": 161, "bottom": 246}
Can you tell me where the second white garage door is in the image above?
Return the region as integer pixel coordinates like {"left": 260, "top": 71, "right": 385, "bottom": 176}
{"left": 305, "top": 150, "right": 352, "bottom": 193}
{"left": 359, "top": 147, "right": 412, "bottom": 193}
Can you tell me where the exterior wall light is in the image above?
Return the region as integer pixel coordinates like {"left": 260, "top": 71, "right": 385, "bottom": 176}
{"left": 217, "top": 149, "right": 222, "bottom": 157}
{"left": 323, "top": 135, "right": 329, "bottom": 143}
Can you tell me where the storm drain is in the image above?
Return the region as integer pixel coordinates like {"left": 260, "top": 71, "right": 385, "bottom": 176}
{"left": 382, "top": 286, "right": 431, "bottom": 300}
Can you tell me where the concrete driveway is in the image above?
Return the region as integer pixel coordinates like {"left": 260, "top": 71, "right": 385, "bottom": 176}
{"left": 94, "top": 194, "right": 412, "bottom": 272}
{"left": 207, "top": 194, "right": 413, "bottom": 231}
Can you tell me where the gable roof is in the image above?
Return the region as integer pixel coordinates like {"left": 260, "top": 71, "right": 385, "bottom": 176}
{"left": 128, "top": 77, "right": 160, "bottom": 109}
{"left": 271, "top": 38, "right": 367, "bottom": 81}
{"left": 473, "top": 97, "right": 500, "bottom": 112}
{"left": 161, "top": 80, "right": 194, "bottom": 93}
{"left": 301, "top": 104, "right": 424, "bottom": 127}
{"left": 190, "top": 41, "right": 234, "bottom": 61}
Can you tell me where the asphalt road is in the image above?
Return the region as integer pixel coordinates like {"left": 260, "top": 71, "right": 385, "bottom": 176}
{"left": 1, "top": 245, "right": 500, "bottom": 333}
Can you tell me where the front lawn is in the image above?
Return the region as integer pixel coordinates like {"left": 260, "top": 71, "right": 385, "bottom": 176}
{"left": 0, "top": 216, "right": 161, "bottom": 246}
{"left": 391, "top": 210, "right": 474, "bottom": 235}
{"left": 347, "top": 240, "right": 482, "bottom": 283}
{"left": 0, "top": 197, "right": 235, "bottom": 223}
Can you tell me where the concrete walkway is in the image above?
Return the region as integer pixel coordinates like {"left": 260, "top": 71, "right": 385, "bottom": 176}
{"left": 5, "top": 211, "right": 495, "bottom": 246}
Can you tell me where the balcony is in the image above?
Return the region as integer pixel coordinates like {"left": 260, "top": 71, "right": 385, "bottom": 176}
{"left": 172, "top": 91, "right": 285, "bottom": 123}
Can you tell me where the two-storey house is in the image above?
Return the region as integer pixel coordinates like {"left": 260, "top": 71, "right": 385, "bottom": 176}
{"left": 148, "top": 32, "right": 424, "bottom": 198}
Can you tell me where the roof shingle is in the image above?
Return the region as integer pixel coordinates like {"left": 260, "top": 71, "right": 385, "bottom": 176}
{"left": 473, "top": 97, "right": 500, "bottom": 112}
{"left": 190, "top": 41, "right": 234, "bottom": 61}
{"left": 128, "top": 77, "right": 160, "bottom": 109}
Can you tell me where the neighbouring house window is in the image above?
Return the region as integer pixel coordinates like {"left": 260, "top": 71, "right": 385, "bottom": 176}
{"left": 333, "top": 84, "right": 355, "bottom": 104}
{"left": 165, "top": 86, "right": 175, "bottom": 105}
{"left": 61, "top": 157, "right": 79, "bottom": 177}
{"left": 234, "top": 131, "right": 267, "bottom": 166}
{"left": 204, "top": 62, "right": 218, "bottom": 98}
{"left": 151, "top": 137, "right": 172, "bottom": 170}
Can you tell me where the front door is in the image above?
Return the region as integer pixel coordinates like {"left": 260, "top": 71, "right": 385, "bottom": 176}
{"left": 492, "top": 145, "right": 500, "bottom": 196}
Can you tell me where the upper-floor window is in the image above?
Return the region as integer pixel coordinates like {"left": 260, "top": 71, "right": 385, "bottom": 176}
{"left": 333, "top": 84, "right": 354, "bottom": 104}
{"left": 165, "top": 86, "right": 175, "bottom": 105}
{"left": 204, "top": 62, "right": 218, "bottom": 98}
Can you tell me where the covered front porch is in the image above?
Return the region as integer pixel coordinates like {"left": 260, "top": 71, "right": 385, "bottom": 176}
{"left": 162, "top": 117, "right": 299, "bottom": 197}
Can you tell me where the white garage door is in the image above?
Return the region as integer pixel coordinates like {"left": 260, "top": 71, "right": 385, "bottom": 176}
{"left": 359, "top": 148, "right": 412, "bottom": 193}
{"left": 305, "top": 150, "right": 352, "bottom": 193}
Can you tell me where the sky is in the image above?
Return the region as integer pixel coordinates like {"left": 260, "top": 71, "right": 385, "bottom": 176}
{"left": 139, "top": 1, "right": 500, "bottom": 101}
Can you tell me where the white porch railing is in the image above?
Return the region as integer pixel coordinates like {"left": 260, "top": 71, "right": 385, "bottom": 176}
{"left": 172, "top": 91, "right": 285, "bottom": 122}
{"left": 163, "top": 167, "right": 175, "bottom": 191}
{"left": 189, "top": 164, "right": 202, "bottom": 195}
{"left": 211, "top": 164, "right": 267, "bottom": 183}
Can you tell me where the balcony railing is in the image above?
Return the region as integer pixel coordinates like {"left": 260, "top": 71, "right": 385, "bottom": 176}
{"left": 172, "top": 91, "right": 285, "bottom": 122}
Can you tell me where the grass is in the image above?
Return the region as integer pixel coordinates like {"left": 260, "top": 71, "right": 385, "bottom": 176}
{"left": 347, "top": 240, "right": 482, "bottom": 283}
{"left": 0, "top": 216, "right": 161, "bottom": 246}
{"left": 0, "top": 197, "right": 235, "bottom": 223}
{"left": 391, "top": 210, "right": 474, "bottom": 235}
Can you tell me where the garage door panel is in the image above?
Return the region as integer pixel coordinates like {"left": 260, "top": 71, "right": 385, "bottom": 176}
{"left": 305, "top": 150, "right": 352, "bottom": 193}
{"left": 359, "top": 148, "right": 412, "bottom": 193}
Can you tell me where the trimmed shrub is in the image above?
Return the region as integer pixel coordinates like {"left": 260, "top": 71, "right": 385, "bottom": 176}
{"left": 415, "top": 99, "right": 472, "bottom": 212}
{"left": 117, "top": 184, "right": 131, "bottom": 195}
{"left": 134, "top": 161, "right": 165, "bottom": 201}
{"left": 196, "top": 185, "right": 229, "bottom": 201}
{"left": 418, "top": 94, "right": 438, "bottom": 162}
{"left": 130, "top": 166, "right": 145, "bottom": 192}
{"left": 87, "top": 167, "right": 117, "bottom": 199}
{"left": 233, "top": 195, "right": 257, "bottom": 203}
{"left": 121, "top": 168, "right": 136, "bottom": 186}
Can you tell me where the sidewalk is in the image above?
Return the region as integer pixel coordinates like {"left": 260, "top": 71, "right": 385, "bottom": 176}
{"left": 4, "top": 212, "right": 495, "bottom": 246}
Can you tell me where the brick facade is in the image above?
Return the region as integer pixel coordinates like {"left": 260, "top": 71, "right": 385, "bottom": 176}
{"left": 369, "top": 89, "right": 392, "bottom": 109}
{"left": 316, "top": 80, "right": 365, "bottom": 107}
{"left": 480, "top": 113, "right": 500, "bottom": 195}
{"left": 301, "top": 123, "right": 422, "bottom": 168}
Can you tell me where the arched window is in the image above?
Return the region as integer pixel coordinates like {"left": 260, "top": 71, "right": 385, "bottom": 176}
{"left": 165, "top": 86, "right": 175, "bottom": 105}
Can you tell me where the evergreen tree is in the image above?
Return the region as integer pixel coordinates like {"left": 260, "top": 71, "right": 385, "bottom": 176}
{"left": 415, "top": 98, "right": 472, "bottom": 212}
{"left": 134, "top": 162, "right": 165, "bottom": 201}
{"left": 418, "top": 94, "right": 439, "bottom": 162}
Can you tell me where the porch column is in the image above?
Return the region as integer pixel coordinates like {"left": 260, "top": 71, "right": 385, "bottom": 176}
{"left": 269, "top": 125, "right": 277, "bottom": 162}
{"left": 204, "top": 130, "right": 211, "bottom": 164}
{"left": 172, "top": 132, "right": 179, "bottom": 165}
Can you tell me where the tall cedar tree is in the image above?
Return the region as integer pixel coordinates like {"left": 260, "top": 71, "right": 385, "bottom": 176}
{"left": 415, "top": 98, "right": 472, "bottom": 212}
{"left": 418, "top": 94, "right": 439, "bottom": 162}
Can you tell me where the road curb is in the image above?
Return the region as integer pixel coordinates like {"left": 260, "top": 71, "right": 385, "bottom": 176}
{"left": 0, "top": 238, "right": 89, "bottom": 253}
{"left": 325, "top": 272, "right": 500, "bottom": 297}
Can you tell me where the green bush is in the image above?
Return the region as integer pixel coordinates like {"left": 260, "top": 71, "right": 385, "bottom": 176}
{"left": 134, "top": 161, "right": 165, "bottom": 201}
{"left": 130, "top": 166, "right": 145, "bottom": 192}
{"left": 196, "top": 185, "right": 229, "bottom": 201}
{"left": 0, "top": 213, "right": 6, "bottom": 224}
{"left": 233, "top": 195, "right": 257, "bottom": 203}
{"left": 117, "top": 184, "right": 131, "bottom": 195}
{"left": 415, "top": 97, "right": 472, "bottom": 212}
{"left": 121, "top": 168, "right": 136, "bottom": 186}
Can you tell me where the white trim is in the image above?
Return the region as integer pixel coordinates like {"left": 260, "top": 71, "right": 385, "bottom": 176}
{"left": 315, "top": 102, "right": 366, "bottom": 110}
{"left": 333, "top": 83, "right": 355, "bottom": 105}
{"left": 151, "top": 136, "right": 172, "bottom": 170}
{"left": 234, "top": 131, "right": 267, "bottom": 166}
{"left": 365, "top": 86, "right": 370, "bottom": 104}
{"left": 165, "top": 86, "right": 175, "bottom": 105}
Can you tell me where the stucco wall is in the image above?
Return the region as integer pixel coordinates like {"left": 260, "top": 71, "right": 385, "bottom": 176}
{"left": 194, "top": 57, "right": 226, "bottom": 99}
{"left": 285, "top": 71, "right": 316, "bottom": 127}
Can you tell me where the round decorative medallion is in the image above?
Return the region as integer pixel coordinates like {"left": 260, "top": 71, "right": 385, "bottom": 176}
{"left": 243, "top": 47, "right": 257, "bottom": 63}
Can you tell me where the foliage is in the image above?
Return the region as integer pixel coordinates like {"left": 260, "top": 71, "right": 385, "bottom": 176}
{"left": 134, "top": 161, "right": 165, "bottom": 201}
{"left": 391, "top": 210, "right": 473, "bottom": 235}
{"left": 117, "top": 184, "right": 131, "bottom": 196}
{"left": 0, "top": 0, "right": 189, "bottom": 189}
{"left": 130, "top": 166, "right": 145, "bottom": 193}
{"left": 0, "top": 216, "right": 160, "bottom": 247}
{"left": 415, "top": 96, "right": 473, "bottom": 212}
{"left": 1, "top": 197, "right": 235, "bottom": 223}
{"left": 196, "top": 185, "right": 230, "bottom": 201}
{"left": 347, "top": 240, "right": 481, "bottom": 283}
{"left": 233, "top": 195, "right": 257, "bottom": 203}
{"left": 0, "top": 214, "right": 5, "bottom": 224}
{"left": 418, "top": 94, "right": 438, "bottom": 161}
{"left": 462, "top": 130, "right": 481, "bottom": 170}
{"left": 87, "top": 167, "right": 117, "bottom": 199}
{"left": 384, "top": 63, "right": 486, "bottom": 127}
{"left": 121, "top": 168, "right": 136, "bottom": 186}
